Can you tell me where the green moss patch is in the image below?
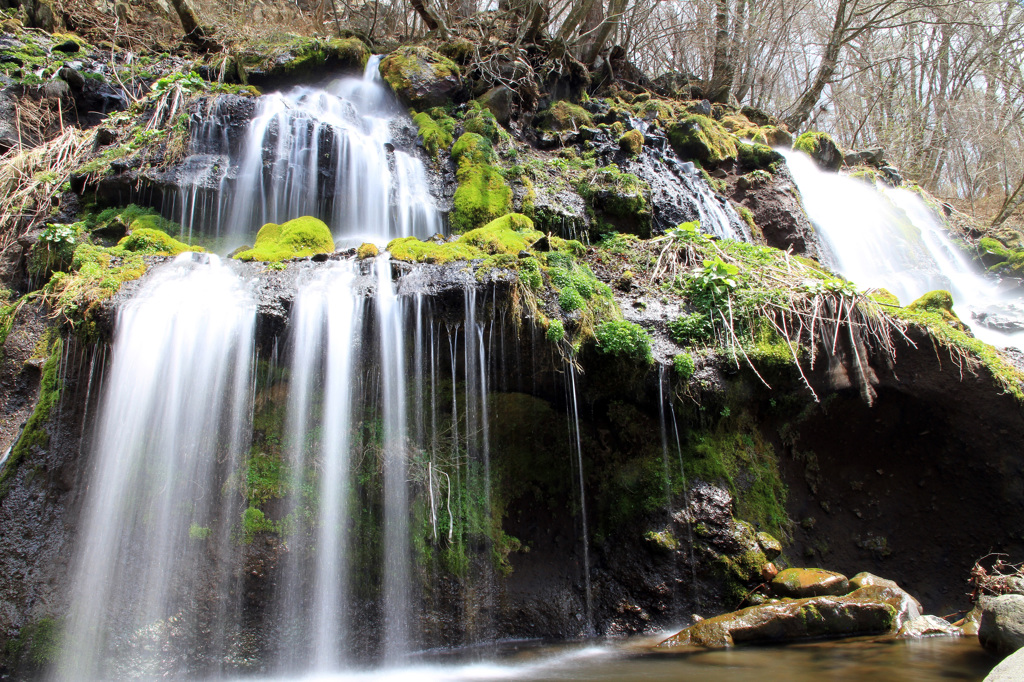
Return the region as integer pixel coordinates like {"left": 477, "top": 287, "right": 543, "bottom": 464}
{"left": 668, "top": 114, "right": 738, "bottom": 165}
{"left": 537, "top": 101, "right": 593, "bottom": 131}
{"left": 413, "top": 110, "right": 455, "bottom": 160}
{"left": 450, "top": 132, "right": 512, "bottom": 233}
{"left": 388, "top": 213, "right": 538, "bottom": 264}
{"left": 619, "top": 129, "right": 644, "bottom": 157}
{"left": 233, "top": 217, "right": 335, "bottom": 262}
{"left": 379, "top": 45, "right": 462, "bottom": 108}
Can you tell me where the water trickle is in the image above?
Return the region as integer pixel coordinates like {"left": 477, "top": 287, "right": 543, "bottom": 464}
{"left": 782, "top": 149, "right": 1024, "bottom": 347}
{"left": 54, "top": 253, "right": 256, "bottom": 681}
{"left": 565, "top": 363, "right": 593, "bottom": 634}
{"left": 176, "top": 56, "right": 440, "bottom": 249}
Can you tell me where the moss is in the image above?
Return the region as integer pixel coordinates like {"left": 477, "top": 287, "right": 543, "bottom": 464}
{"left": 450, "top": 133, "right": 512, "bottom": 233}
{"left": 737, "top": 141, "right": 782, "bottom": 170}
{"left": 619, "top": 129, "right": 644, "bottom": 157}
{"left": 906, "top": 290, "right": 964, "bottom": 329}
{"left": 594, "top": 320, "right": 653, "bottom": 364}
{"left": 233, "top": 216, "right": 334, "bottom": 262}
{"left": 412, "top": 111, "right": 455, "bottom": 159}
{"left": 388, "top": 213, "right": 538, "bottom": 264}
{"left": 460, "top": 213, "right": 541, "bottom": 253}
{"left": 357, "top": 242, "right": 379, "bottom": 259}
{"left": 645, "top": 529, "right": 680, "bottom": 551}
{"left": 462, "top": 102, "right": 500, "bottom": 143}
{"left": 379, "top": 46, "right": 461, "bottom": 107}
{"left": 241, "top": 506, "right": 277, "bottom": 542}
{"left": 793, "top": 131, "right": 841, "bottom": 157}
{"left": 0, "top": 335, "right": 62, "bottom": 498}
{"left": 537, "top": 101, "right": 593, "bottom": 132}
{"left": 575, "top": 166, "right": 652, "bottom": 238}
{"left": 4, "top": 616, "right": 62, "bottom": 667}
{"left": 685, "top": 420, "right": 791, "bottom": 541}
{"left": 118, "top": 226, "right": 200, "bottom": 256}
{"left": 438, "top": 37, "right": 475, "bottom": 63}
{"left": 667, "top": 114, "right": 738, "bottom": 165}
{"left": 188, "top": 524, "right": 211, "bottom": 540}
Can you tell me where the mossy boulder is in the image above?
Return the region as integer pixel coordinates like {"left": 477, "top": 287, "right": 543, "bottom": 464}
{"left": 907, "top": 290, "right": 966, "bottom": 330}
{"left": 667, "top": 114, "right": 738, "bottom": 165}
{"left": 793, "top": 131, "right": 843, "bottom": 171}
{"left": 243, "top": 36, "right": 370, "bottom": 87}
{"left": 357, "top": 242, "right": 378, "bottom": 259}
{"left": 770, "top": 567, "right": 850, "bottom": 598}
{"left": 657, "top": 585, "right": 902, "bottom": 648}
{"left": 462, "top": 103, "right": 500, "bottom": 143}
{"left": 619, "top": 129, "right": 644, "bottom": 157}
{"left": 737, "top": 141, "right": 782, "bottom": 171}
{"left": 537, "top": 101, "right": 593, "bottom": 132}
{"left": 450, "top": 132, "right": 512, "bottom": 233}
{"left": 379, "top": 46, "right": 465, "bottom": 109}
{"left": 118, "top": 227, "right": 201, "bottom": 256}
{"left": 387, "top": 213, "right": 538, "bottom": 264}
{"left": 233, "top": 217, "right": 334, "bottom": 262}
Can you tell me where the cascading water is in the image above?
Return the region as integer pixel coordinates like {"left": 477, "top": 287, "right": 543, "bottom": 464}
{"left": 174, "top": 56, "right": 440, "bottom": 249}
{"left": 53, "top": 253, "right": 256, "bottom": 681}
{"left": 782, "top": 149, "right": 1024, "bottom": 347}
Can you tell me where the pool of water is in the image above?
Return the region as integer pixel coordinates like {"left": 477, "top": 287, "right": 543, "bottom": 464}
{"left": 236, "top": 635, "right": 999, "bottom": 682}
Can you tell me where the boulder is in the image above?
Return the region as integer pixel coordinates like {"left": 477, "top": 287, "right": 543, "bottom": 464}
{"left": 961, "top": 605, "right": 983, "bottom": 636}
{"left": 379, "top": 46, "right": 465, "bottom": 109}
{"left": 848, "top": 572, "right": 923, "bottom": 624}
{"left": 979, "top": 594, "right": 1024, "bottom": 655}
{"left": 771, "top": 568, "right": 849, "bottom": 598}
{"left": 478, "top": 86, "right": 514, "bottom": 126}
{"left": 657, "top": 585, "right": 902, "bottom": 649}
{"left": 986, "top": 646, "right": 1024, "bottom": 682}
{"left": 793, "top": 131, "right": 843, "bottom": 171}
{"left": 897, "top": 615, "right": 959, "bottom": 638}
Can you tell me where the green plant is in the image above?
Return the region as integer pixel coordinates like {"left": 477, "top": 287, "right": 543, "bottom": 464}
{"left": 673, "top": 352, "right": 695, "bottom": 379}
{"left": 693, "top": 257, "right": 740, "bottom": 298}
{"left": 559, "top": 286, "right": 584, "bottom": 312}
{"left": 594, "top": 320, "right": 653, "bottom": 364}
{"left": 669, "top": 312, "right": 713, "bottom": 345}
{"left": 546, "top": 319, "right": 565, "bottom": 343}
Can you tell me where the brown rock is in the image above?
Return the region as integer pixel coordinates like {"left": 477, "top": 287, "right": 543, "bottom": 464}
{"left": 771, "top": 568, "right": 850, "bottom": 598}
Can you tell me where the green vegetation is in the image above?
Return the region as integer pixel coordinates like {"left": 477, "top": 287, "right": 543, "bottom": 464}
{"left": 412, "top": 110, "right": 455, "bottom": 159}
{"left": 619, "top": 129, "right": 644, "bottom": 156}
{"left": 0, "top": 334, "right": 62, "bottom": 498}
{"left": 545, "top": 319, "right": 565, "bottom": 342}
{"left": 793, "top": 131, "right": 840, "bottom": 157}
{"left": 537, "top": 101, "right": 593, "bottom": 131}
{"left": 3, "top": 616, "right": 61, "bottom": 667}
{"left": 387, "top": 213, "right": 539, "bottom": 264}
{"left": 450, "top": 133, "right": 513, "bottom": 233}
{"left": 668, "top": 114, "right": 738, "bottom": 165}
{"left": 233, "top": 217, "right": 335, "bottom": 262}
{"left": 673, "top": 352, "right": 696, "bottom": 379}
{"left": 357, "top": 242, "right": 379, "bottom": 259}
{"left": 379, "top": 45, "right": 460, "bottom": 107}
{"left": 594, "top": 320, "right": 653, "bottom": 364}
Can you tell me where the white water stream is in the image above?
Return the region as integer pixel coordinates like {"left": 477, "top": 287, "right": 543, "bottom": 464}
{"left": 54, "top": 253, "right": 256, "bottom": 680}
{"left": 782, "top": 150, "right": 1024, "bottom": 348}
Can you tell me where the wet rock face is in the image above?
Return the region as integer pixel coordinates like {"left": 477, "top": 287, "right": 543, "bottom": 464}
{"left": 731, "top": 163, "right": 821, "bottom": 258}
{"left": 979, "top": 594, "right": 1024, "bottom": 655}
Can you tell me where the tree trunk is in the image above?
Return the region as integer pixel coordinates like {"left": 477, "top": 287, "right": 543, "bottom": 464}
{"left": 169, "top": 0, "right": 220, "bottom": 52}
{"left": 583, "top": 0, "right": 626, "bottom": 66}
{"left": 558, "top": 0, "right": 599, "bottom": 43}
{"left": 706, "top": 0, "right": 734, "bottom": 103}
{"left": 410, "top": 0, "right": 450, "bottom": 37}
{"left": 783, "top": 0, "right": 849, "bottom": 131}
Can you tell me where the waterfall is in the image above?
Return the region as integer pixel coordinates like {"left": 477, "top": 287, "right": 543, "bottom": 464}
{"left": 175, "top": 56, "right": 441, "bottom": 250}
{"left": 53, "top": 253, "right": 256, "bottom": 681}
{"left": 781, "top": 149, "right": 1024, "bottom": 347}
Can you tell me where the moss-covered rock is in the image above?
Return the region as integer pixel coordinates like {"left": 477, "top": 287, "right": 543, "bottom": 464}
{"left": 619, "top": 129, "right": 644, "bottom": 157}
{"left": 462, "top": 102, "right": 500, "bottom": 143}
{"left": 737, "top": 141, "right": 782, "bottom": 171}
{"left": 450, "top": 133, "right": 512, "bottom": 233}
{"left": 537, "top": 101, "right": 593, "bottom": 132}
{"left": 907, "top": 290, "right": 965, "bottom": 330}
{"left": 575, "top": 166, "right": 652, "bottom": 238}
{"left": 387, "top": 213, "right": 538, "bottom": 264}
{"left": 667, "top": 114, "right": 738, "bottom": 165}
{"left": 793, "top": 131, "right": 843, "bottom": 171}
{"left": 242, "top": 36, "right": 370, "bottom": 87}
{"left": 379, "top": 46, "right": 465, "bottom": 109}
{"left": 357, "top": 242, "right": 378, "bottom": 259}
{"left": 771, "top": 568, "right": 850, "bottom": 598}
{"left": 412, "top": 110, "right": 455, "bottom": 160}
{"left": 233, "top": 217, "right": 334, "bottom": 262}
{"left": 118, "top": 226, "right": 200, "bottom": 256}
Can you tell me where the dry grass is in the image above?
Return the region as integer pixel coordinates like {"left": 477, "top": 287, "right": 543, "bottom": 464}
{"left": 0, "top": 128, "right": 93, "bottom": 256}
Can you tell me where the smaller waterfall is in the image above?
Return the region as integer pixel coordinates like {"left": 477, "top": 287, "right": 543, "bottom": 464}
{"left": 565, "top": 364, "right": 593, "bottom": 634}
{"left": 176, "top": 56, "right": 440, "bottom": 250}
{"left": 54, "top": 253, "right": 256, "bottom": 681}
{"left": 782, "top": 149, "right": 1024, "bottom": 347}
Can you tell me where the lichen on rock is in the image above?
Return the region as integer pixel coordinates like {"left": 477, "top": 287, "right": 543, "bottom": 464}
{"left": 379, "top": 46, "right": 465, "bottom": 109}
